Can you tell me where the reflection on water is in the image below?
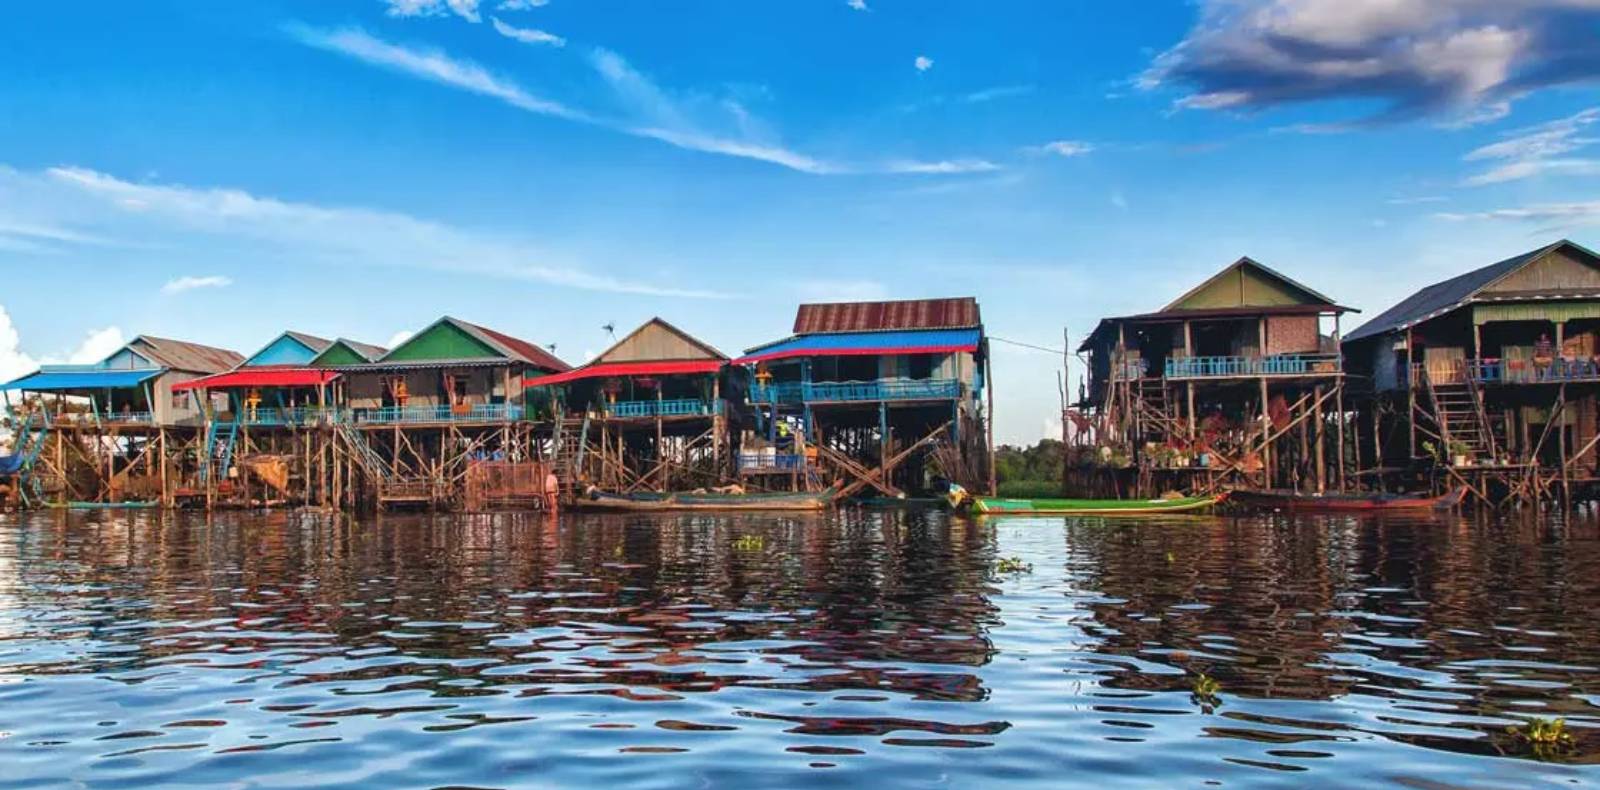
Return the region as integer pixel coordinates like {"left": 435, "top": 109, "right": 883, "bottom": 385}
{"left": 0, "top": 509, "right": 1598, "bottom": 787}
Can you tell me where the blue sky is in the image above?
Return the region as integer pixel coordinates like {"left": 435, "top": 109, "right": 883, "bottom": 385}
{"left": 2, "top": 1, "right": 1599, "bottom": 443}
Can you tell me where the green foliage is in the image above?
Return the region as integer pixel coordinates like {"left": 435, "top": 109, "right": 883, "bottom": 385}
{"left": 994, "top": 439, "right": 1064, "bottom": 490}
{"left": 997, "top": 480, "right": 1064, "bottom": 499}
{"left": 1508, "top": 717, "right": 1574, "bottom": 759}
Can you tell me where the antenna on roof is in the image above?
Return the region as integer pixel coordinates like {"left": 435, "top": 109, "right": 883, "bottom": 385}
{"left": 602, "top": 322, "right": 616, "bottom": 340}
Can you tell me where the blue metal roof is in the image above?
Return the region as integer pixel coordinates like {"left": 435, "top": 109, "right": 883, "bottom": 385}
{"left": 2, "top": 367, "right": 163, "bottom": 391}
{"left": 740, "top": 328, "right": 981, "bottom": 362}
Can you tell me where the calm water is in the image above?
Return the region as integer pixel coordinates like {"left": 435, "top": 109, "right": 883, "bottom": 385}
{"left": 1, "top": 510, "right": 1599, "bottom": 788}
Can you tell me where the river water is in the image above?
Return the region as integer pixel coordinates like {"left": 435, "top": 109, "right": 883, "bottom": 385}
{"left": 1, "top": 508, "right": 1597, "bottom": 788}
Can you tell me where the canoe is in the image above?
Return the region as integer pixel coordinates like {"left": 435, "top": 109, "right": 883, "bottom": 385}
{"left": 574, "top": 487, "right": 835, "bottom": 513}
{"left": 1229, "top": 487, "right": 1465, "bottom": 513}
{"left": 971, "top": 493, "right": 1226, "bottom": 516}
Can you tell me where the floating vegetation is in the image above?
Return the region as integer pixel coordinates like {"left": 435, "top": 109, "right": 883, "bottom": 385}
{"left": 994, "top": 557, "right": 1032, "bottom": 574}
{"left": 1508, "top": 717, "right": 1575, "bottom": 760}
{"left": 1190, "top": 673, "right": 1222, "bottom": 713}
{"left": 732, "top": 535, "right": 765, "bottom": 552}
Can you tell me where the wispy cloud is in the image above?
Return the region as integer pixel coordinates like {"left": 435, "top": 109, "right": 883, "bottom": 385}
{"left": 883, "top": 159, "right": 1000, "bottom": 174}
{"left": 162, "top": 275, "right": 233, "bottom": 294}
{"left": 384, "top": 0, "right": 482, "bottom": 23}
{"left": 1030, "top": 140, "right": 1095, "bottom": 157}
{"left": 37, "top": 165, "right": 728, "bottom": 298}
{"left": 1436, "top": 201, "right": 1600, "bottom": 228}
{"left": 497, "top": 0, "right": 548, "bottom": 9}
{"left": 290, "top": 25, "right": 994, "bottom": 177}
{"left": 386, "top": 329, "right": 416, "bottom": 349}
{"left": 289, "top": 25, "right": 582, "bottom": 119}
{"left": 847, "top": 0, "right": 868, "bottom": 10}
{"left": 491, "top": 16, "right": 564, "bottom": 47}
{"left": 1462, "top": 107, "right": 1600, "bottom": 185}
{"left": 1142, "top": 0, "right": 1600, "bottom": 124}
{"left": 914, "top": 55, "right": 933, "bottom": 72}
{"left": 963, "top": 84, "right": 1033, "bottom": 103}
{"left": 1386, "top": 195, "right": 1448, "bottom": 205}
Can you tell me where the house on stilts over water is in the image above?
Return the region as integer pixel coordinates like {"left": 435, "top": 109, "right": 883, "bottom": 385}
{"left": 1342, "top": 239, "right": 1600, "bottom": 507}
{"left": 172, "top": 331, "right": 369, "bottom": 508}
{"left": 735, "top": 297, "right": 992, "bottom": 498}
{"left": 1073, "top": 257, "right": 1355, "bottom": 497}
{"left": 2, "top": 335, "right": 243, "bottom": 506}
{"left": 333, "top": 316, "right": 568, "bottom": 509}
{"left": 525, "top": 317, "right": 729, "bottom": 497}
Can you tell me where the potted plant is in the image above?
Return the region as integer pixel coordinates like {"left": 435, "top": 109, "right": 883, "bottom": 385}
{"left": 1448, "top": 440, "right": 1472, "bottom": 467}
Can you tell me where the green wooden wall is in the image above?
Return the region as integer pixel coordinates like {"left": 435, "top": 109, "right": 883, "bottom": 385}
{"left": 384, "top": 321, "right": 502, "bottom": 362}
{"left": 313, "top": 343, "right": 368, "bottom": 367}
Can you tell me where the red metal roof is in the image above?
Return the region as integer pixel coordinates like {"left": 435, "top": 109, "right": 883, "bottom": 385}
{"left": 172, "top": 368, "right": 341, "bottom": 391}
{"left": 524, "top": 360, "right": 723, "bottom": 388}
{"left": 793, "top": 297, "right": 981, "bottom": 334}
{"left": 461, "top": 320, "right": 571, "bottom": 373}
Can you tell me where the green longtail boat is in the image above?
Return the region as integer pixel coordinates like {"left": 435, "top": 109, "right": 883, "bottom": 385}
{"left": 969, "top": 493, "right": 1226, "bottom": 516}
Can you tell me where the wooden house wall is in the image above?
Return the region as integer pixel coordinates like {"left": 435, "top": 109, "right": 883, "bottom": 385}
{"left": 343, "top": 366, "right": 515, "bottom": 410}
{"left": 1173, "top": 266, "right": 1319, "bottom": 310}
{"left": 598, "top": 323, "right": 719, "bottom": 363}
{"left": 1484, "top": 248, "right": 1600, "bottom": 294}
{"left": 385, "top": 323, "right": 501, "bottom": 362}
{"left": 315, "top": 344, "right": 368, "bottom": 367}
{"left": 1265, "top": 315, "right": 1320, "bottom": 355}
{"left": 156, "top": 372, "right": 207, "bottom": 426}
{"left": 245, "top": 335, "right": 318, "bottom": 367}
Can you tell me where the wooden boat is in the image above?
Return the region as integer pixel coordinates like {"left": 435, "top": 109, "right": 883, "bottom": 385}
{"left": 1228, "top": 487, "right": 1465, "bottom": 513}
{"left": 573, "top": 487, "right": 835, "bottom": 513}
{"left": 970, "top": 493, "right": 1226, "bottom": 516}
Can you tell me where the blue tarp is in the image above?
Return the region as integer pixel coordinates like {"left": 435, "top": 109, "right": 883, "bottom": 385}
{"left": 739, "top": 329, "right": 981, "bottom": 363}
{"left": 2, "top": 367, "right": 162, "bottom": 392}
{"left": 0, "top": 453, "right": 22, "bottom": 476}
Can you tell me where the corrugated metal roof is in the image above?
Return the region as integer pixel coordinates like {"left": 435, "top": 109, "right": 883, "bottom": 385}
{"left": 172, "top": 368, "right": 340, "bottom": 391}
{"left": 284, "top": 331, "right": 333, "bottom": 354}
{"left": 130, "top": 335, "right": 244, "bottom": 373}
{"left": 339, "top": 339, "right": 388, "bottom": 361}
{"left": 1344, "top": 239, "right": 1600, "bottom": 343}
{"left": 3, "top": 367, "right": 162, "bottom": 391}
{"left": 737, "top": 328, "right": 982, "bottom": 364}
{"left": 793, "top": 297, "right": 981, "bottom": 335}
{"left": 525, "top": 360, "right": 725, "bottom": 388}
{"left": 450, "top": 317, "right": 571, "bottom": 372}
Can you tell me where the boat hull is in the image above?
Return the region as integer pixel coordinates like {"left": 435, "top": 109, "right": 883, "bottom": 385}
{"left": 1229, "top": 488, "right": 1465, "bottom": 513}
{"left": 972, "top": 493, "right": 1225, "bottom": 516}
{"left": 573, "top": 489, "right": 834, "bottom": 513}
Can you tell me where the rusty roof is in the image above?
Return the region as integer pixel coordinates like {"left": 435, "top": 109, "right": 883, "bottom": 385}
{"left": 128, "top": 335, "right": 245, "bottom": 373}
{"left": 456, "top": 318, "right": 572, "bottom": 373}
{"left": 793, "top": 297, "right": 981, "bottom": 335}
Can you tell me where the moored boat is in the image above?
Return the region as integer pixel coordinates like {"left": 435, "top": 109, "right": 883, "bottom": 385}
{"left": 969, "top": 493, "right": 1226, "bottom": 516}
{"left": 1228, "top": 487, "right": 1465, "bottom": 513}
{"left": 573, "top": 487, "right": 835, "bottom": 513}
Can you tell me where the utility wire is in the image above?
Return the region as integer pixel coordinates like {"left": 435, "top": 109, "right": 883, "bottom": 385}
{"left": 990, "top": 335, "right": 1066, "bottom": 355}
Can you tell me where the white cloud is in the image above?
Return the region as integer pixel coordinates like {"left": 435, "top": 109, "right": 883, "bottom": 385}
{"left": 67, "top": 327, "right": 126, "bottom": 364}
{"left": 291, "top": 26, "right": 995, "bottom": 177}
{"left": 1142, "top": 1, "right": 1600, "bottom": 123}
{"left": 384, "top": 0, "right": 482, "bottom": 22}
{"left": 161, "top": 275, "right": 233, "bottom": 294}
{"left": 1462, "top": 107, "right": 1600, "bottom": 185}
{"left": 491, "top": 16, "right": 564, "bottom": 47}
{"left": 289, "top": 25, "right": 583, "bottom": 119}
{"left": 0, "top": 306, "right": 38, "bottom": 386}
{"left": 1034, "top": 140, "right": 1095, "bottom": 157}
{"left": 884, "top": 159, "right": 1000, "bottom": 174}
{"left": 386, "top": 329, "right": 415, "bottom": 349}
{"left": 847, "top": 0, "right": 868, "bottom": 10}
{"left": 1436, "top": 201, "right": 1600, "bottom": 227}
{"left": 914, "top": 55, "right": 934, "bottom": 72}
{"left": 963, "top": 84, "right": 1033, "bottom": 103}
{"left": 1386, "top": 195, "right": 1448, "bottom": 205}
{"left": 497, "top": 0, "right": 548, "bottom": 9}
{"left": 36, "top": 165, "right": 728, "bottom": 299}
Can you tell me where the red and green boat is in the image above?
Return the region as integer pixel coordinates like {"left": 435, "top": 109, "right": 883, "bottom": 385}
{"left": 969, "top": 493, "right": 1226, "bottom": 516}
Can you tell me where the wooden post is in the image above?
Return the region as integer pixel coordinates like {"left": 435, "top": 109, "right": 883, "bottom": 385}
{"left": 986, "top": 350, "right": 997, "bottom": 495}
{"left": 1259, "top": 377, "right": 1271, "bottom": 489}
{"left": 1406, "top": 328, "right": 1416, "bottom": 459}
{"left": 1335, "top": 383, "right": 1347, "bottom": 491}
{"left": 1313, "top": 384, "right": 1326, "bottom": 494}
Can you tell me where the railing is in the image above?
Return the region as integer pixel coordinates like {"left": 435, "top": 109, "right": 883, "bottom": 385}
{"left": 609, "top": 399, "right": 720, "bottom": 418}
{"left": 1111, "top": 358, "right": 1148, "bottom": 382}
{"left": 738, "top": 452, "right": 807, "bottom": 472}
{"left": 1467, "top": 358, "right": 1600, "bottom": 385}
{"left": 235, "top": 406, "right": 340, "bottom": 427}
{"left": 751, "top": 378, "right": 961, "bottom": 404}
{"left": 1165, "top": 353, "right": 1341, "bottom": 379}
{"left": 40, "top": 411, "right": 154, "bottom": 426}
{"left": 350, "top": 404, "right": 525, "bottom": 424}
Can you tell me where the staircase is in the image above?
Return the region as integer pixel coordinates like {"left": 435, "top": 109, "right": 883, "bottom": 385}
{"left": 1133, "top": 379, "right": 1184, "bottom": 442}
{"left": 1424, "top": 372, "right": 1496, "bottom": 458}
{"left": 548, "top": 413, "right": 590, "bottom": 501}
{"left": 200, "top": 419, "right": 240, "bottom": 485}
{"left": 7, "top": 413, "right": 51, "bottom": 506}
{"left": 336, "top": 423, "right": 392, "bottom": 484}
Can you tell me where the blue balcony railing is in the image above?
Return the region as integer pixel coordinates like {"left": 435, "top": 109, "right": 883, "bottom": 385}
{"left": 751, "top": 378, "right": 961, "bottom": 404}
{"left": 45, "top": 410, "right": 154, "bottom": 426}
{"left": 1165, "top": 353, "right": 1341, "bottom": 379}
{"left": 610, "top": 399, "right": 720, "bottom": 418}
{"left": 350, "top": 404, "right": 524, "bottom": 425}
{"left": 237, "top": 406, "right": 340, "bottom": 427}
{"left": 1468, "top": 358, "right": 1600, "bottom": 385}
